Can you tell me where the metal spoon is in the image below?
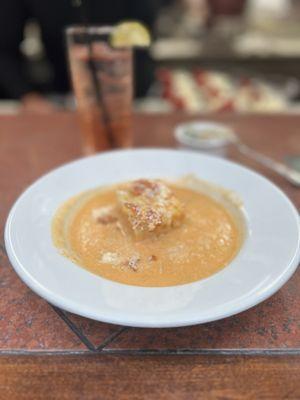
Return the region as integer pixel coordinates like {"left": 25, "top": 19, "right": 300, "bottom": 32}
{"left": 175, "top": 121, "right": 300, "bottom": 186}
{"left": 231, "top": 136, "right": 300, "bottom": 187}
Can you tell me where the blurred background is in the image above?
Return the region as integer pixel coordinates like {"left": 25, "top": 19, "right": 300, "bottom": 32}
{"left": 1, "top": 0, "right": 300, "bottom": 114}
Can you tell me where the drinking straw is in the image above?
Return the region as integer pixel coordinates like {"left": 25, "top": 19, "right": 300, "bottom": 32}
{"left": 75, "top": 0, "right": 115, "bottom": 148}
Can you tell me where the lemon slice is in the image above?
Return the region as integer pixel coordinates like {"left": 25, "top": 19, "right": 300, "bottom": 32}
{"left": 111, "top": 21, "right": 151, "bottom": 48}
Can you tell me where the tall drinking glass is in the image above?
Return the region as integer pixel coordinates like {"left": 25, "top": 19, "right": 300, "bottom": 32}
{"left": 66, "top": 26, "right": 133, "bottom": 154}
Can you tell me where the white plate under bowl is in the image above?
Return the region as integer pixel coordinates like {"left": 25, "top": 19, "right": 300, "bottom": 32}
{"left": 5, "top": 149, "right": 300, "bottom": 328}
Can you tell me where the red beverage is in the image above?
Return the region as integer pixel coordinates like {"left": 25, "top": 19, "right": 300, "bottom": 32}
{"left": 66, "top": 26, "right": 133, "bottom": 154}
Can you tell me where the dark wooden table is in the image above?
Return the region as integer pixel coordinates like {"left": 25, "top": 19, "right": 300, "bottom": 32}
{"left": 1, "top": 112, "right": 300, "bottom": 399}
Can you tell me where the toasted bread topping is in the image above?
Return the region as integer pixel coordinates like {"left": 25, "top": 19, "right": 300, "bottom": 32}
{"left": 117, "top": 179, "right": 184, "bottom": 237}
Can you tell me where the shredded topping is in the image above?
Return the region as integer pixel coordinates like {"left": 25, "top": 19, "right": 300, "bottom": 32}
{"left": 126, "top": 254, "right": 140, "bottom": 271}
{"left": 92, "top": 206, "right": 117, "bottom": 224}
{"left": 101, "top": 252, "right": 120, "bottom": 265}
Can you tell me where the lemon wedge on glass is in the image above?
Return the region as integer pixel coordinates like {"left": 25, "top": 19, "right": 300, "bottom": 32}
{"left": 111, "top": 21, "right": 151, "bottom": 48}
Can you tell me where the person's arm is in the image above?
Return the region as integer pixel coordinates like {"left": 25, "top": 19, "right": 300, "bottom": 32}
{"left": 123, "top": 0, "right": 163, "bottom": 97}
{"left": 0, "top": 0, "right": 33, "bottom": 99}
{"left": 0, "top": 0, "right": 56, "bottom": 112}
{"left": 125, "top": 0, "right": 162, "bottom": 28}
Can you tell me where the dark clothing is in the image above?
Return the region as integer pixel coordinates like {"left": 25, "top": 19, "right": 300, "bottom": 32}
{"left": 0, "top": 0, "right": 159, "bottom": 98}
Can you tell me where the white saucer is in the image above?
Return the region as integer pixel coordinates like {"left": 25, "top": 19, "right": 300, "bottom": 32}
{"left": 5, "top": 149, "right": 300, "bottom": 327}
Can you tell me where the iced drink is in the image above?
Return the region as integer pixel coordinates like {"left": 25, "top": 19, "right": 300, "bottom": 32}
{"left": 67, "top": 27, "right": 133, "bottom": 154}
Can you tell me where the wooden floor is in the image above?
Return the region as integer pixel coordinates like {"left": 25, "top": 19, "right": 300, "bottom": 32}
{"left": 0, "top": 354, "right": 300, "bottom": 399}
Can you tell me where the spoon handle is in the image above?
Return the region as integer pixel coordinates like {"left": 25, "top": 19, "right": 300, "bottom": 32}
{"left": 236, "top": 143, "right": 300, "bottom": 187}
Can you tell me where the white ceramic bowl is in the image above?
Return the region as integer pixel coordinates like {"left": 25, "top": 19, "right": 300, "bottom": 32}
{"left": 175, "top": 121, "right": 236, "bottom": 156}
{"left": 5, "top": 149, "right": 300, "bottom": 327}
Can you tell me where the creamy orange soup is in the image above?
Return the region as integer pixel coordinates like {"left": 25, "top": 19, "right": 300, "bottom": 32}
{"left": 52, "top": 178, "right": 244, "bottom": 287}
